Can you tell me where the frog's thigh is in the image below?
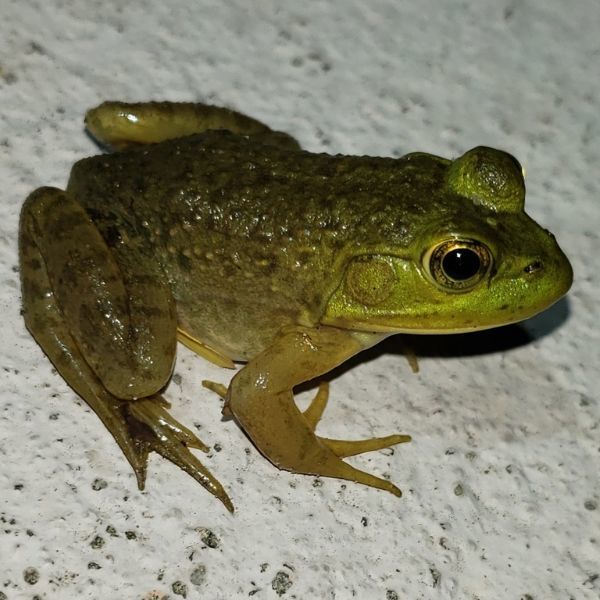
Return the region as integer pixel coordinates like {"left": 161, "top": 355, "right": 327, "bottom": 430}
{"left": 21, "top": 187, "right": 176, "bottom": 399}
{"left": 20, "top": 188, "right": 148, "bottom": 475}
{"left": 85, "top": 101, "right": 300, "bottom": 151}
{"left": 228, "top": 326, "right": 409, "bottom": 496}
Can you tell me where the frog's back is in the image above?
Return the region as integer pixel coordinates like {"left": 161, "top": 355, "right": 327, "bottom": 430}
{"left": 68, "top": 131, "right": 449, "bottom": 250}
{"left": 66, "top": 132, "right": 450, "bottom": 358}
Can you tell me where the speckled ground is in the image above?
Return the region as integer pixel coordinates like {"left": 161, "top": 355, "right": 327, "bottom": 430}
{"left": 1, "top": 1, "right": 599, "bottom": 598}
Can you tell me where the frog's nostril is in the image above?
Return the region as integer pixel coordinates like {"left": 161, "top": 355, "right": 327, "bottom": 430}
{"left": 524, "top": 260, "right": 543, "bottom": 274}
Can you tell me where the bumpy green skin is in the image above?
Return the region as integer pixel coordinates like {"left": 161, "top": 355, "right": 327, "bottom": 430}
{"left": 67, "top": 136, "right": 572, "bottom": 357}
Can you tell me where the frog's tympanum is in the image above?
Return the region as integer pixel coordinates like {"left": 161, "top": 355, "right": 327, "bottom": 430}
{"left": 19, "top": 102, "right": 573, "bottom": 511}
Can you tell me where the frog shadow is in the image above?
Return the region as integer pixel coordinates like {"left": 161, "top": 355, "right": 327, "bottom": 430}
{"left": 297, "top": 296, "right": 571, "bottom": 389}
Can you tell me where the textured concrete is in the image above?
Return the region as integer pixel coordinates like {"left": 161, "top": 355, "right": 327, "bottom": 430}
{"left": 1, "top": 0, "right": 598, "bottom": 598}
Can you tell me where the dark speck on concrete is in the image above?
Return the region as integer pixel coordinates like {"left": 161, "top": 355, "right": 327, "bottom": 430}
{"left": 125, "top": 530, "right": 137, "bottom": 540}
{"left": 0, "top": 592, "right": 6, "bottom": 600}
{"left": 271, "top": 571, "right": 293, "bottom": 596}
{"left": 106, "top": 525, "right": 118, "bottom": 537}
{"left": 23, "top": 566, "right": 40, "bottom": 584}
{"left": 197, "top": 528, "right": 219, "bottom": 548}
{"left": 361, "top": 516, "right": 368, "bottom": 527}
{"left": 584, "top": 500, "right": 597, "bottom": 511}
{"left": 386, "top": 591, "right": 399, "bottom": 600}
{"left": 90, "top": 535, "right": 105, "bottom": 549}
{"left": 27, "top": 41, "right": 45, "bottom": 54}
{"left": 92, "top": 478, "right": 108, "bottom": 491}
{"left": 88, "top": 562, "right": 102, "bottom": 570}
{"left": 172, "top": 580, "right": 188, "bottom": 597}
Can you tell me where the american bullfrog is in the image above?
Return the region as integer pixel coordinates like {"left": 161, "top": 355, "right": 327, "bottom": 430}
{"left": 19, "top": 101, "right": 573, "bottom": 511}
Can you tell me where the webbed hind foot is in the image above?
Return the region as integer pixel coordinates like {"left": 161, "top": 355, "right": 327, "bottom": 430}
{"left": 128, "top": 397, "right": 233, "bottom": 512}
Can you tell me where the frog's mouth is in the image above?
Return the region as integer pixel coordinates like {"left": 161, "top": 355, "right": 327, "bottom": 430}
{"left": 326, "top": 316, "right": 533, "bottom": 336}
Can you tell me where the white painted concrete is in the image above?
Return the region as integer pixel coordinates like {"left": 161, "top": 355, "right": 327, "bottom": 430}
{"left": 1, "top": 1, "right": 598, "bottom": 597}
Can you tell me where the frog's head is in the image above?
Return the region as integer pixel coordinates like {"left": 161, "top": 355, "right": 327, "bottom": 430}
{"left": 324, "top": 147, "right": 573, "bottom": 334}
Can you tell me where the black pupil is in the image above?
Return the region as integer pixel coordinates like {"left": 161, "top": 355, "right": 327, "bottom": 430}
{"left": 442, "top": 248, "right": 481, "bottom": 281}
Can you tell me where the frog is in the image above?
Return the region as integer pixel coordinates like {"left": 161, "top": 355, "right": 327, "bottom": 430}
{"left": 19, "top": 101, "right": 573, "bottom": 511}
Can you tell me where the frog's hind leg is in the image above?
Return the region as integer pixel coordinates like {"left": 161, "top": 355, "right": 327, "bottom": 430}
{"left": 19, "top": 187, "right": 233, "bottom": 511}
{"left": 227, "top": 326, "right": 411, "bottom": 497}
{"left": 85, "top": 101, "right": 300, "bottom": 151}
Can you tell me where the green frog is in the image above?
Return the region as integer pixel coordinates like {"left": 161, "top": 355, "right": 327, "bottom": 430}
{"left": 19, "top": 101, "right": 573, "bottom": 511}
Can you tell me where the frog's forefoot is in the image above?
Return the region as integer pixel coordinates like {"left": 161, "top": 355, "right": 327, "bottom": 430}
{"left": 227, "top": 326, "right": 411, "bottom": 498}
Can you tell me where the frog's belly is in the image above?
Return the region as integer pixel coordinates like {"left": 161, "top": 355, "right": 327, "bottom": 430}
{"left": 175, "top": 290, "right": 306, "bottom": 362}
{"left": 160, "top": 226, "right": 327, "bottom": 361}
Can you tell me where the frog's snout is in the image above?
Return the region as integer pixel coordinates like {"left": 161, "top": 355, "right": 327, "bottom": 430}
{"left": 521, "top": 250, "right": 573, "bottom": 300}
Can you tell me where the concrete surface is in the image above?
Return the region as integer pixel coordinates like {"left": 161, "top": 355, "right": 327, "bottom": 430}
{"left": 1, "top": 0, "right": 598, "bottom": 598}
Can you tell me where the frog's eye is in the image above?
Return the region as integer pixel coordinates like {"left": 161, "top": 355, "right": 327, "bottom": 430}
{"left": 425, "top": 239, "right": 492, "bottom": 291}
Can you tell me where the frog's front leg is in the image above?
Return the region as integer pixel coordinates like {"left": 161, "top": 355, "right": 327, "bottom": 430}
{"left": 19, "top": 187, "right": 233, "bottom": 511}
{"left": 85, "top": 101, "right": 300, "bottom": 151}
{"left": 226, "top": 326, "right": 410, "bottom": 496}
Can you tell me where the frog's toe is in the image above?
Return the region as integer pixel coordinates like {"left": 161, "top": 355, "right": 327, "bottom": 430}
{"left": 315, "top": 459, "right": 403, "bottom": 497}
{"left": 129, "top": 396, "right": 210, "bottom": 452}
{"left": 129, "top": 397, "right": 234, "bottom": 512}
{"left": 302, "top": 382, "right": 330, "bottom": 431}
{"left": 320, "top": 433, "right": 411, "bottom": 458}
{"left": 201, "top": 380, "right": 233, "bottom": 417}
